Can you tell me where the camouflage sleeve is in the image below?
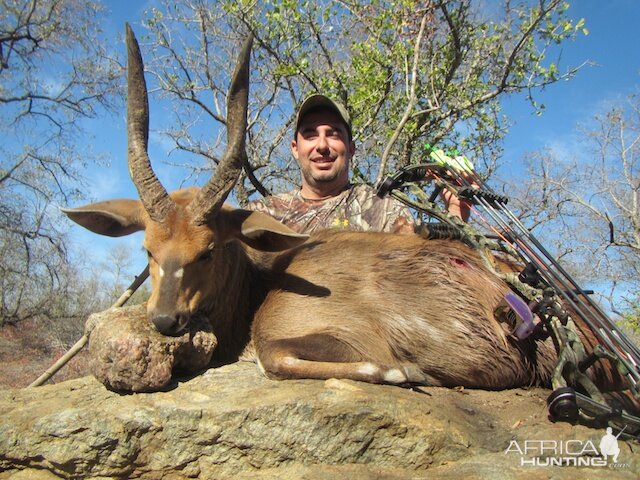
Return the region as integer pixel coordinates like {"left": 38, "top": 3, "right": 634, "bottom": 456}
{"left": 247, "top": 194, "right": 320, "bottom": 233}
{"left": 350, "top": 184, "right": 416, "bottom": 234}
{"left": 379, "top": 197, "right": 416, "bottom": 234}
{"left": 386, "top": 202, "right": 416, "bottom": 234}
{"left": 246, "top": 197, "right": 270, "bottom": 215}
{"left": 246, "top": 196, "right": 288, "bottom": 225}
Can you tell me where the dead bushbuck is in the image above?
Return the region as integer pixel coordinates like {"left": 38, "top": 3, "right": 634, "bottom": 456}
{"left": 64, "top": 25, "right": 620, "bottom": 392}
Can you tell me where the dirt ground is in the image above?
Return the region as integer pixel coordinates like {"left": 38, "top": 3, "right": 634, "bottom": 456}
{"left": 0, "top": 320, "right": 90, "bottom": 389}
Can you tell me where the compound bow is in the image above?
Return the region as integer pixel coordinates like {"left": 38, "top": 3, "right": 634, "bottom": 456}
{"left": 376, "top": 146, "right": 640, "bottom": 439}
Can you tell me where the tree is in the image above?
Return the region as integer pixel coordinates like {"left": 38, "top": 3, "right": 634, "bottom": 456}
{"left": 506, "top": 92, "right": 640, "bottom": 328}
{"left": 0, "top": 0, "right": 122, "bottom": 325}
{"left": 136, "top": 0, "right": 586, "bottom": 203}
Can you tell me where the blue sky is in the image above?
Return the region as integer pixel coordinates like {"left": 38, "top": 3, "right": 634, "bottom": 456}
{"left": 502, "top": 1, "right": 639, "bottom": 167}
{"left": 67, "top": 0, "right": 640, "bottom": 279}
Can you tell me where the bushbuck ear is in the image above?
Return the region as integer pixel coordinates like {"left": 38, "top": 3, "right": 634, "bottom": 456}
{"left": 220, "top": 208, "right": 308, "bottom": 252}
{"left": 61, "top": 199, "right": 145, "bottom": 237}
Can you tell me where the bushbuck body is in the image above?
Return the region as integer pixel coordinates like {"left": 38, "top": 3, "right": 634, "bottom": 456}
{"left": 64, "top": 26, "right": 620, "bottom": 391}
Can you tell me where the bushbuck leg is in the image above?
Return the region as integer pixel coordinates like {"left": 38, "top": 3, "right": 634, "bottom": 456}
{"left": 257, "top": 334, "right": 432, "bottom": 385}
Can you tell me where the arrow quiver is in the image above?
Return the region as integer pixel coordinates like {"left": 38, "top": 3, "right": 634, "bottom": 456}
{"left": 376, "top": 149, "right": 640, "bottom": 439}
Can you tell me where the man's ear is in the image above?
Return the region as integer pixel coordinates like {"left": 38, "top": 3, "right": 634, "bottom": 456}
{"left": 348, "top": 139, "right": 356, "bottom": 158}
{"left": 291, "top": 137, "right": 299, "bottom": 160}
{"left": 61, "top": 199, "right": 146, "bottom": 237}
{"left": 218, "top": 207, "right": 308, "bottom": 252}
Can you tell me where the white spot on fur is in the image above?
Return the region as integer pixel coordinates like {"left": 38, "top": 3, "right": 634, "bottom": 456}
{"left": 384, "top": 368, "right": 407, "bottom": 384}
{"left": 159, "top": 266, "right": 165, "bottom": 278}
{"left": 357, "top": 363, "right": 380, "bottom": 377}
{"left": 174, "top": 268, "right": 184, "bottom": 279}
{"left": 417, "top": 319, "right": 443, "bottom": 343}
{"left": 387, "top": 313, "right": 444, "bottom": 344}
{"left": 282, "top": 356, "right": 300, "bottom": 367}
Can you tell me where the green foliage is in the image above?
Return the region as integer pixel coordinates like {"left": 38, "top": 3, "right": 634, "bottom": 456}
{"left": 621, "top": 306, "right": 640, "bottom": 334}
{"left": 141, "top": 0, "right": 586, "bottom": 195}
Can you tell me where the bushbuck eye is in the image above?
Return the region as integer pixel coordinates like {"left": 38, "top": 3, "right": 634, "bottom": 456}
{"left": 197, "top": 249, "right": 214, "bottom": 262}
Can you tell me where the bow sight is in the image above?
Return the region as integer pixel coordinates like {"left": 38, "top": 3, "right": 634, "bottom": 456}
{"left": 376, "top": 148, "right": 640, "bottom": 439}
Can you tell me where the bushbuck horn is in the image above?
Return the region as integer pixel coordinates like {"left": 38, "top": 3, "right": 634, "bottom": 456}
{"left": 126, "top": 23, "right": 175, "bottom": 223}
{"left": 188, "top": 35, "right": 253, "bottom": 225}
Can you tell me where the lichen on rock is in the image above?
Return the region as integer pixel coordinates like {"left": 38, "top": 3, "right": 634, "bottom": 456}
{"left": 87, "top": 304, "right": 217, "bottom": 392}
{"left": 0, "top": 363, "right": 637, "bottom": 479}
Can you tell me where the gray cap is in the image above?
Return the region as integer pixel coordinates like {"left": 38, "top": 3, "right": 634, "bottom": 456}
{"left": 295, "top": 94, "right": 352, "bottom": 139}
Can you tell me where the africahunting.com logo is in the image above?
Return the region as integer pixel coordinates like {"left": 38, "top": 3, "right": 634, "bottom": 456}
{"left": 504, "top": 427, "right": 630, "bottom": 468}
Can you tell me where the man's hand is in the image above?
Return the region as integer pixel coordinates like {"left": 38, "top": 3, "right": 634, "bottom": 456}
{"left": 441, "top": 184, "right": 474, "bottom": 222}
{"left": 429, "top": 149, "right": 476, "bottom": 222}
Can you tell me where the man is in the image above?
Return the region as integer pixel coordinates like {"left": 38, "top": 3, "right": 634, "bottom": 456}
{"left": 249, "top": 94, "right": 468, "bottom": 233}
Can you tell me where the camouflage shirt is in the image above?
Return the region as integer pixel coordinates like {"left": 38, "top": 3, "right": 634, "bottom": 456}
{"left": 248, "top": 183, "right": 415, "bottom": 234}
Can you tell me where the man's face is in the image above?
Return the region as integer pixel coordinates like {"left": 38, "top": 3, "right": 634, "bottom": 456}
{"left": 291, "top": 108, "right": 355, "bottom": 194}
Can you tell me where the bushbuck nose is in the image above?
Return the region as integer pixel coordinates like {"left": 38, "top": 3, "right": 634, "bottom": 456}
{"left": 151, "top": 315, "right": 179, "bottom": 335}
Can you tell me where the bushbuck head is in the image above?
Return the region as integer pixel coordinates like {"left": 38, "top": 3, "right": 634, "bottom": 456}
{"left": 63, "top": 25, "right": 306, "bottom": 335}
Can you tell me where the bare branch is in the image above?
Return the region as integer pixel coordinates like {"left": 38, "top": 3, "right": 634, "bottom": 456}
{"left": 376, "top": 13, "right": 428, "bottom": 184}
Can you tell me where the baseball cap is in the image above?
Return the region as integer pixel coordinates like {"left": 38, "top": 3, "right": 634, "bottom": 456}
{"left": 295, "top": 94, "right": 352, "bottom": 139}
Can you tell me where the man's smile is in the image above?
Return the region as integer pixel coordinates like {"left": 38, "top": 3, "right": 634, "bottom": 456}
{"left": 311, "top": 156, "right": 336, "bottom": 168}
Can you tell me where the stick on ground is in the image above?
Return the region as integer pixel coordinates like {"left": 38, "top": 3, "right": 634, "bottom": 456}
{"left": 28, "top": 265, "right": 150, "bottom": 388}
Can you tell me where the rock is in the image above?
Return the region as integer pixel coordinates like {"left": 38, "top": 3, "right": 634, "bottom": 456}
{"left": 87, "top": 304, "right": 217, "bottom": 392}
{"left": 0, "top": 362, "right": 637, "bottom": 479}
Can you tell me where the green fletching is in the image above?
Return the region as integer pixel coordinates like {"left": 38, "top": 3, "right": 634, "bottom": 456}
{"left": 429, "top": 148, "right": 474, "bottom": 173}
{"left": 429, "top": 148, "right": 450, "bottom": 165}
{"left": 454, "top": 155, "right": 474, "bottom": 173}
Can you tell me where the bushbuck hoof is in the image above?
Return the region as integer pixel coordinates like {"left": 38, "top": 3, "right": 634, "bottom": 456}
{"left": 401, "top": 365, "right": 429, "bottom": 385}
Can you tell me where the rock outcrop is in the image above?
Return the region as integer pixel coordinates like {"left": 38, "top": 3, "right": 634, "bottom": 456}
{"left": 87, "top": 305, "right": 217, "bottom": 392}
{"left": 0, "top": 362, "right": 638, "bottom": 479}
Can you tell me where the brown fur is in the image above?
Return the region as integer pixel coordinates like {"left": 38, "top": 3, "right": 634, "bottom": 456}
{"left": 64, "top": 194, "right": 561, "bottom": 389}
{"left": 252, "top": 229, "right": 557, "bottom": 389}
